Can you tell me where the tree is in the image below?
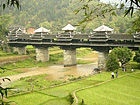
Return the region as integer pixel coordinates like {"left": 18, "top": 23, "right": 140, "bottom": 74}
{"left": 0, "top": 1, "right": 20, "bottom": 104}
{"left": 1, "top": 0, "right": 20, "bottom": 9}
{"left": 106, "top": 52, "right": 119, "bottom": 71}
{"left": 134, "top": 48, "right": 140, "bottom": 64}
{"left": 0, "top": 15, "right": 12, "bottom": 40}
{"left": 76, "top": 0, "right": 140, "bottom": 31}
{"left": 111, "top": 47, "right": 133, "bottom": 66}
{"left": 131, "top": 11, "right": 140, "bottom": 32}
{"left": 0, "top": 67, "right": 12, "bottom": 105}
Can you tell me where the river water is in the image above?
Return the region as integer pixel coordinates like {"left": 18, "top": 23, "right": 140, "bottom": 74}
{"left": 0, "top": 51, "right": 98, "bottom": 86}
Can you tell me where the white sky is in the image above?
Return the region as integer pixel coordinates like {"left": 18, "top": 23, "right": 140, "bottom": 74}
{"left": 100, "top": 0, "right": 123, "bottom": 4}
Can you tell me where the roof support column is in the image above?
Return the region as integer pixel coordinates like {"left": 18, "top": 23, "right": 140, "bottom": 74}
{"left": 35, "top": 47, "right": 49, "bottom": 62}
{"left": 62, "top": 46, "right": 77, "bottom": 67}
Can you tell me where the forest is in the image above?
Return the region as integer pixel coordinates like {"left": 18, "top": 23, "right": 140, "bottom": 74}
{"left": 0, "top": 0, "right": 139, "bottom": 40}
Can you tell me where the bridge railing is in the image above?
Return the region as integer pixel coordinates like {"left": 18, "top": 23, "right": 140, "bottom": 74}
{"left": 7, "top": 31, "right": 140, "bottom": 44}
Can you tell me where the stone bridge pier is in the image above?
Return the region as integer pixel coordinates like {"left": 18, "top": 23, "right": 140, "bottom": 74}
{"left": 94, "top": 47, "right": 109, "bottom": 70}
{"left": 13, "top": 46, "right": 26, "bottom": 55}
{"left": 98, "top": 52, "right": 108, "bottom": 70}
{"left": 62, "top": 46, "right": 77, "bottom": 67}
{"left": 35, "top": 46, "right": 49, "bottom": 62}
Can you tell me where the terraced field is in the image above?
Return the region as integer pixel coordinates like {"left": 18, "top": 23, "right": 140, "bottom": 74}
{"left": 76, "top": 72, "right": 140, "bottom": 105}
{"left": 8, "top": 71, "right": 140, "bottom": 105}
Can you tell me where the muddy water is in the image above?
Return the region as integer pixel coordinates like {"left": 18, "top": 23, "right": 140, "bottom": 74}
{"left": 44, "top": 63, "right": 98, "bottom": 81}
{"left": 0, "top": 51, "right": 98, "bottom": 86}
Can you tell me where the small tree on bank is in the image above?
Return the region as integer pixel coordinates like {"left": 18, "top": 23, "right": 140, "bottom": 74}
{"left": 134, "top": 48, "right": 140, "bottom": 68}
{"left": 111, "top": 47, "right": 133, "bottom": 66}
{"left": 106, "top": 52, "right": 119, "bottom": 71}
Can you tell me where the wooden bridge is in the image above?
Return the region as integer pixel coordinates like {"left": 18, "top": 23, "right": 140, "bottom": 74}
{"left": 7, "top": 28, "right": 140, "bottom": 68}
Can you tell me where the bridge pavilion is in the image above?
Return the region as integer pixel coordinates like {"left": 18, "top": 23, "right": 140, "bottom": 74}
{"left": 34, "top": 27, "right": 50, "bottom": 62}
{"left": 93, "top": 25, "right": 114, "bottom": 33}
{"left": 92, "top": 25, "right": 114, "bottom": 69}
{"left": 60, "top": 24, "right": 77, "bottom": 66}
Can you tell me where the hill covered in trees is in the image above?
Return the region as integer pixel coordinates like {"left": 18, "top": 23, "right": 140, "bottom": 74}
{"left": 1, "top": 0, "right": 135, "bottom": 34}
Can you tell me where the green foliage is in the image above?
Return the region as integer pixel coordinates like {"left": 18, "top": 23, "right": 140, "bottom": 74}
{"left": 65, "top": 93, "right": 74, "bottom": 104}
{"left": 50, "top": 53, "right": 63, "bottom": 61}
{"left": 77, "top": 48, "right": 92, "bottom": 57}
{"left": 8, "top": 74, "right": 63, "bottom": 94}
{"left": 0, "top": 68, "right": 13, "bottom": 105}
{"left": 76, "top": 0, "right": 140, "bottom": 32}
{"left": 26, "top": 45, "right": 35, "bottom": 54}
{"left": 134, "top": 48, "right": 140, "bottom": 69}
{"left": 128, "top": 61, "right": 139, "bottom": 69}
{"left": 0, "top": 15, "right": 12, "bottom": 40}
{"left": 106, "top": 52, "right": 119, "bottom": 71}
{"left": 111, "top": 47, "right": 133, "bottom": 65}
{"left": 79, "top": 0, "right": 140, "bottom": 19}
{"left": 0, "top": 51, "right": 14, "bottom": 57}
{"left": 78, "top": 99, "right": 85, "bottom": 105}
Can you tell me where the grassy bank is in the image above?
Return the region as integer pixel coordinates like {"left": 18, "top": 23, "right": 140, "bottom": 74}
{"left": 8, "top": 68, "right": 140, "bottom": 105}
{"left": 0, "top": 53, "right": 63, "bottom": 77}
{"left": 8, "top": 74, "right": 64, "bottom": 96}
{"left": 76, "top": 72, "right": 140, "bottom": 105}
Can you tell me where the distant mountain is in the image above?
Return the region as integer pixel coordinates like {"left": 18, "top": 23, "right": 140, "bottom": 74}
{"left": 2, "top": 0, "right": 132, "bottom": 33}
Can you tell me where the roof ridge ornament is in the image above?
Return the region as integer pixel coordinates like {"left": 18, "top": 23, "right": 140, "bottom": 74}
{"left": 93, "top": 25, "right": 114, "bottom": 32}
{"left": 34, "top": 27, "right": 50, "bottom": 33}
{"left": 62, "top": 24, "right": 76, "bottom": 31}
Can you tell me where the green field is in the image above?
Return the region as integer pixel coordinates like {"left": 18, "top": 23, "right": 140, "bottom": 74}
{"left": 8, "top": 70, "right": 140, "bottom": 105}
{"left": 76, "top": 72, "right": 140, "bottom": 105}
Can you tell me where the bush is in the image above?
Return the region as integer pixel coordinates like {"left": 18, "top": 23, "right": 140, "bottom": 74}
{"left": 79, "top": 99, "right": 86, "bottom": 105}
{"left": 65, "top": 94, "right": 74, "bottom": 104}
{"left": 106, "top": 52, "right": 119, "bottom": 71}
{"left": 112, "top": 47, "right": 133, "bottom": 66}
{"left": 13, "top": 51, "right": 18, "bottom": 54}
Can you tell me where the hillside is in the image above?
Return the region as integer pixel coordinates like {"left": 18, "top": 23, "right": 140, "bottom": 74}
{"left": 1, "top": 0, "right": 133, "bottom": 33}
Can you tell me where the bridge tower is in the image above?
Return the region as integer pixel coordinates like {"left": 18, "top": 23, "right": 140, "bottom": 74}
{"left": 93, "top": 25, "right": 113, "bottom": 70}
{"left": 9, "top": 28, "right": 27, "bottom": 55}
{"left": 34, "top": 27, "right": 50, "bottom": 62}
{"left": 61, "top": 24, "right": 77, "bottom": 67}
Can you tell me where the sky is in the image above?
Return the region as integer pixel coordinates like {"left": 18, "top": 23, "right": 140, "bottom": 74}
{"left": 100, "top": 0, "right": 129, "bottom": 7}
{"left": 100, "top": 0, "right": 123, "bottom": 4}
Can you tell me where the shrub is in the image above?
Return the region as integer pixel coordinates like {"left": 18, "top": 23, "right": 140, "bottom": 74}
{"left": 106, "top": 52, "right": 119, "bottom": 71}
{"left": 65, "top": 94, "right": 74, "bottom": 104}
